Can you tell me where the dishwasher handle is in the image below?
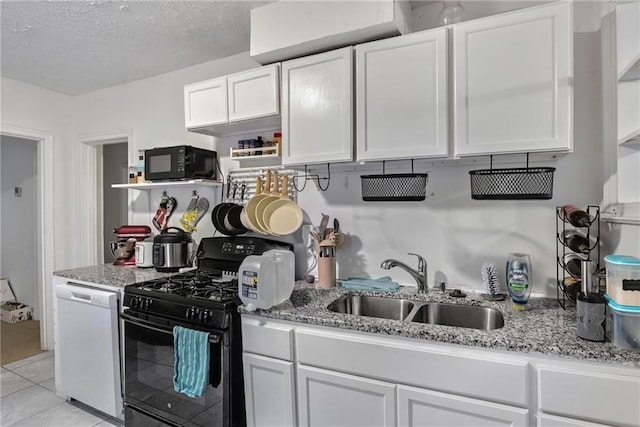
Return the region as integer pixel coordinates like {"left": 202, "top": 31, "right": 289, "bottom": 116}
{"left": 55, "top": 283, "right": 118, "bottom": 309}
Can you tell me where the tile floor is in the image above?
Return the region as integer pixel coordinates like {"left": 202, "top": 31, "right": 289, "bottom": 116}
{"left": 1, "top": 351, "right": 123, "bottom": 426}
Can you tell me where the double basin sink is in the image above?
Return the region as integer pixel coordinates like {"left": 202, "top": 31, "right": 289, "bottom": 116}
{"left": 327, "top": 294, "right": 504, "bottom": 330}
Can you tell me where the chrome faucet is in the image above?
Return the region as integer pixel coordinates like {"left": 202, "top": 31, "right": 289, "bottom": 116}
{"left": 380, "top": 253, "right": 428, "bottom": 292}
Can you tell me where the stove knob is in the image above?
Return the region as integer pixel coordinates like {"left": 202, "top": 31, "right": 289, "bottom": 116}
{"left": 199, "top": 310, "right": 210, "bottom": 323}
{"left": 130, "top": 297, "right": 139, "bottom": 310}
{"left": 142, "top": 298, "right": 150, "bottom": 310}
{"left": 185, "top": 307, "right": 196, "bottom": 320}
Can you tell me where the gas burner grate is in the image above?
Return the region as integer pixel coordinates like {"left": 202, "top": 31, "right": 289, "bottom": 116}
{"left": 133, "top": 269, "right": 237, "bottom": 302}
{"left": 191, "top": 281, "right": 238, "bottom": 302}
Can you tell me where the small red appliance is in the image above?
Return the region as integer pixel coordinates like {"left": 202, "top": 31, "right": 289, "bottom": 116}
{"left": 110, "top": 225, "right": 153, "bottom": 266}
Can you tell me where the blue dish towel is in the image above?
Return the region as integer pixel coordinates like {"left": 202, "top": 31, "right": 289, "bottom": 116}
{"left": 340, "top": 276, "right": 400, "bottom": 291}
{"left": 173, "top": 326, "right": 210, "bottom": 398}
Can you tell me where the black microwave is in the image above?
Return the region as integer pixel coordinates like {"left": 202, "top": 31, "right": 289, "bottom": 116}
{"left": 145, "top": 146, "right": 217, "bottom": 181}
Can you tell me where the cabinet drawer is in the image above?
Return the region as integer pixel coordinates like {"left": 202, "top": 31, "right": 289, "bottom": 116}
{"left": 539, "top": 366, "right": 640, "bottom": 426}
{"left": 296, "top": 327, "right": 528, "bottom": 407}
{"left": 241, "top": 316, "right": 294, "bottom": 361}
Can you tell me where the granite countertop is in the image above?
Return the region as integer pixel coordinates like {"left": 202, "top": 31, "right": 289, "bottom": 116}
{"left": 53, "top": 264, "right": 175, "bottom": 289}
{"left": 239, "top": 282, "right": 640, "bottom": 367}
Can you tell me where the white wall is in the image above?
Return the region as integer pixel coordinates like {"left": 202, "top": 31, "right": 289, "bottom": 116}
{"left": 1, "top": 136, "right": 39, "bottom": 312}
{"left": 72, "top": 52, "right": 260, "bottom": 246}
{"left": 1, "top": 78, "right": 75, "bottom": 268}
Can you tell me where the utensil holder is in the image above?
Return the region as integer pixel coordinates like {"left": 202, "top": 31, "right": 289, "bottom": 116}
{"left": 317, "top": 255, "right": 336, "bottom": 288}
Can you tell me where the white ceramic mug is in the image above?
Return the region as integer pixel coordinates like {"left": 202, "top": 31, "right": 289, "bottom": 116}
{"left": 135, "top": 241, "right": 154, "bottom": 268}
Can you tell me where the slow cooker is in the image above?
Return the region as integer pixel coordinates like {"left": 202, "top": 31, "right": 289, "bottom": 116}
{"left": 152, "top": 227, "right": 193, "bottom": 272}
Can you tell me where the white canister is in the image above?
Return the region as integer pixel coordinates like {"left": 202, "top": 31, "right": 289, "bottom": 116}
{"left": 135, "top": 241, "right": 154, "bottom": 268}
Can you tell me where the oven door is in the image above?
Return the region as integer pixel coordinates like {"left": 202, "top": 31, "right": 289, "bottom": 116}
{"left": 121, "top": 311, "right": 226, "bottom": 426}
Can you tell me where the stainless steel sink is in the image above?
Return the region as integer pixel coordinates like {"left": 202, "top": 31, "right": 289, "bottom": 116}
{"left": 327, "top": 295, "right": 415, "bottom": 321}
{"left": 409, "top": 302, "right": 504, "bottom": 330}
{"left": 327, "top": 295, "right": 504, "bottom": 330}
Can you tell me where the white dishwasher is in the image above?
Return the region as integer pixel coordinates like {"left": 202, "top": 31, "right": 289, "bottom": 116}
{"left": 55, "top": 282, "right": 122, "bottom": 417}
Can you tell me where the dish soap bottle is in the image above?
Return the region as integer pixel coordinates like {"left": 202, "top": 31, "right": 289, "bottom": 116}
{"left": 506, "top": 253, "right": 532, "bottom": 310}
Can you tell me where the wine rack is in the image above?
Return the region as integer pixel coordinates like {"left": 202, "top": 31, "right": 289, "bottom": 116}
{"left": 555, "top": 205, "right": 601, "bottom": 309}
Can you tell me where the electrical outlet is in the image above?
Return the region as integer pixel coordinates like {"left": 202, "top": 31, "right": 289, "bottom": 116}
{"left": 302, "top": 224, "right": 313, "bottom": 247}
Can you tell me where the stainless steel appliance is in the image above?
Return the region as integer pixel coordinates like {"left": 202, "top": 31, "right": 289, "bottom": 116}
{"left": 122, "top": 236, "right": 293, "bottom": 426}
{"left": 152, "top": 227, "right": 193, "bottom": 272}
{"left": 145, "top": 145, "right": 217, "bottom": 181}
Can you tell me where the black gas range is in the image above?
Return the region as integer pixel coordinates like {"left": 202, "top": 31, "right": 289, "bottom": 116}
{"left": 121, "top": 236, "right": 292, "bottom": 427}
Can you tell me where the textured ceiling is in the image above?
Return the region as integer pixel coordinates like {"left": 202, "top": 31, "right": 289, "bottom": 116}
{"left": 0, "top": 0, "right": 273, "bottom": 95}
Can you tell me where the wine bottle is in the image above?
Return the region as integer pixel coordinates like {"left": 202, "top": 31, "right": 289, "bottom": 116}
{"left": 560, "top": 205, "right": 592, "bottom": 227}
{"left": 561, "top": 230, "right": 591, "bottom": 254}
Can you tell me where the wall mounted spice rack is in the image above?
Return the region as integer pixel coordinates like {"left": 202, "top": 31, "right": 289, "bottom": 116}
{"left": 555, "top": 205, "right": 601, "bottom": 309}
{"left": 229, "top": 144, "right": 281, "bottom": 161}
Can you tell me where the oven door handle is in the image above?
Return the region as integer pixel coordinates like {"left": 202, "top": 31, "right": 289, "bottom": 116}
{"left": 120, "top": 312, "right": 221, "bottom": 344}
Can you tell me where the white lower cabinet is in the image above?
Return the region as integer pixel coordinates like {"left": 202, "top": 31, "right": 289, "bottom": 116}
{"left": 297, "top": 365, "right": 396, "bottom": 427}
{"left": 398, "top": 385, "right": 528, "bottom": 427}
{"left": 241, "top": 317, "right": 297, "bottom": 427}
{"left": 538, "top": 365, "right": 640, "bottom": 427}
{"left": 537, "top": 413, "right": 609, "bottom": 427}
{"left": 242, "top": 353, "right": 296, "bottom": 427}
{"left": 241, "top": 316, "right": 640, "bottom": 427}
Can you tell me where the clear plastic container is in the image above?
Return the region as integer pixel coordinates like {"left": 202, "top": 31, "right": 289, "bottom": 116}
{"left": 238, "top": 249, "right": 295, "bottom": 311}
{"left": 605, "top": 255, "right": 640, "bottom": 307}
{"left": 606, "top": 297, "right": 640, "bottom": 350}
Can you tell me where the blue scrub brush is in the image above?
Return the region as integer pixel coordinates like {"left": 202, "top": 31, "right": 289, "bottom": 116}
{"left": 481, "top": 262, "right": 505, "bottom": 301}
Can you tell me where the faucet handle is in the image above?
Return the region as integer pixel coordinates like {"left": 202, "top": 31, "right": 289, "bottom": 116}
{"left": 407, "top": 253, "right": 426, "bottom": 271}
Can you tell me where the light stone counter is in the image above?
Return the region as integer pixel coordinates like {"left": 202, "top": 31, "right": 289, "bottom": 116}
{"left": 53, "top": 264, "right": 174, "bottom": 289}
{"left": 239, "top": 281, "right": 640, "bottom": 367}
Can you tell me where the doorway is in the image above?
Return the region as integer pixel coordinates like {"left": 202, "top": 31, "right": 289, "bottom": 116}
{"left": 102, "top": 143, "right": 129, "bottom": 263}
{"left": 0, "top": 135, "right": 44, "bottom": 364}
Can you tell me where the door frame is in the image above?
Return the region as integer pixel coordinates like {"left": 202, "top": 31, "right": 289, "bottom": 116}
{"left": 0, "top": 124, "right": 54, "bottom": 350}
{"left": 77, "top": 130, "right": 131, "bottom": 265}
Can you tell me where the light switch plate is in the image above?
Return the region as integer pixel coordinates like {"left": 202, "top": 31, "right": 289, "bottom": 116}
{"left": 14, "top": 187, "right": 22, "bottom": 197}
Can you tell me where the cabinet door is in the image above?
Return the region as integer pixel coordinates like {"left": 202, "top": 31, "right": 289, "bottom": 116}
{"left": 282, "top": 47, "right": 354, "bottom": 166}
{"left": 538, "top": 366, "right": 640, "bottom": 427}
{"left": 228, "top": 64, "right": 280, "bottom": 123}
{"left": 453, "top": 2, "right": 572, "bottom": 156}
{"left": 184, "top": 77, "right": 228, "bottom": 128}
{"left": 297, "top": 365, "right": 396, "bottom": 427}
{"left": 398, "top": 385, "right": 529, "bottom": 427}
{"left": 538, "top": 413, "right": 609, "bottom": 427}
{"left": 357, "top": 28, "right": 449, "bottom": 161}
{"left": 243, "top": 353, "right": 296, "bottom": 427}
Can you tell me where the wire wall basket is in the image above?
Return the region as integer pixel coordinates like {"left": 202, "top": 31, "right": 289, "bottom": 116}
{"left": 469, "top": 154, "right": 555, "bottom": 200}
{"left": 361, "top": 160, "right": 428, "bottom": 202}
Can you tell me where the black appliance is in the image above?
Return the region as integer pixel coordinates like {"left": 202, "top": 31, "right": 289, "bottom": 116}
{"left": 145, "top": 145, "right": 217, "bottom": 181}
{"left": 122, "top": 236, "right": 293, "bottom": 427}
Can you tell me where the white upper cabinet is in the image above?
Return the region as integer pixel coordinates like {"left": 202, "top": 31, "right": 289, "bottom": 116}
{"left": 453, "top": 2, "right": 572, "bottom": 157}
{"left": 184, "top": 64, "right": 280, "bottom": 136}
{"left": 227, "top": 66, "right": 280, "bottom": 123}
{"left": 184, "top": 77, "right": 228, "bottom": 128}
{"left": 356, "top": 28, "right": 449, "bottom": 161}
{"left": 281, "top": 47, "right": 354, "bottom": 166}
{"left": 615, "top": 1, "right": 640, "bottom": 145}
